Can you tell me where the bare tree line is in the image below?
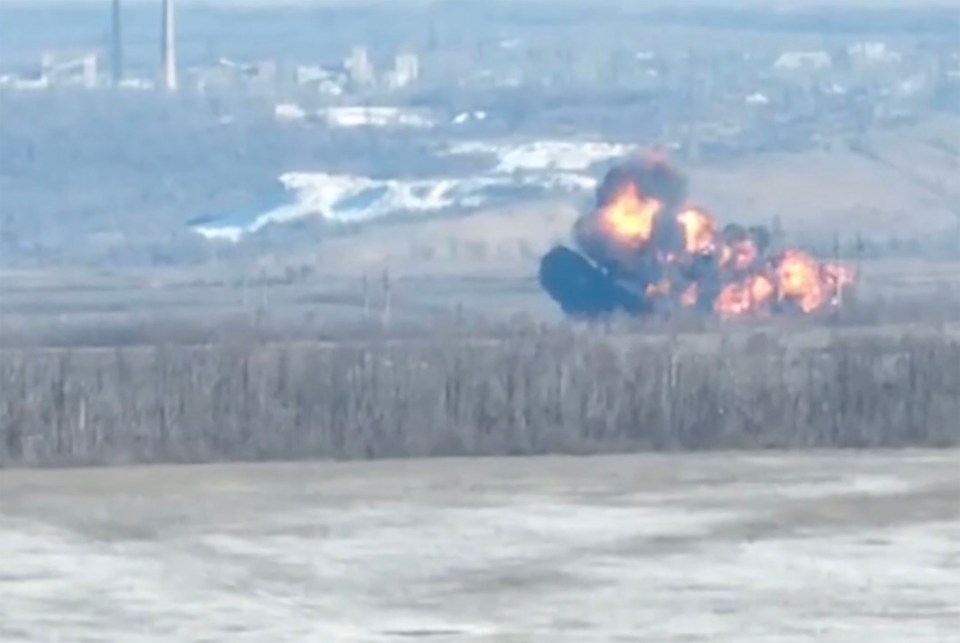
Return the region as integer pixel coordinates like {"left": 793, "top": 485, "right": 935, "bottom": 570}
{"left": 1, "top": 324, "right": 957, "bottom": 467}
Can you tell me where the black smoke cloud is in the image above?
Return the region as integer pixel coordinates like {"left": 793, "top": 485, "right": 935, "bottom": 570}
{"left": 538, "top": 155, "right": 776, "bottom": 319}
{"left": 594, "top": 154, "right": 688, "bottom": 211}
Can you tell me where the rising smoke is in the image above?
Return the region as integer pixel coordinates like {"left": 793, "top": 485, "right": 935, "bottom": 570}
{"left": 539, "top": 153, "right": 855, "bottom": 319}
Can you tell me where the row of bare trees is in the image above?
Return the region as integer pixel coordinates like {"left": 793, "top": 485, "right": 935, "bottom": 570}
{"left": 1, "top": 324, "right": 957, "bottom": 467}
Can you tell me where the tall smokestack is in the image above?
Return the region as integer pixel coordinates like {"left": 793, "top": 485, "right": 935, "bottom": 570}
{"left": 111, "top": 0, "right": 123, "bottom": 85}
{"left": 161, "top": 0, "right": 178, "bottom": 91}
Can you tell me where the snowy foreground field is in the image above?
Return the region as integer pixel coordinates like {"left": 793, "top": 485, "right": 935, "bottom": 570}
{"left": 0, "top": 451, "right": 957, "bottom": 642}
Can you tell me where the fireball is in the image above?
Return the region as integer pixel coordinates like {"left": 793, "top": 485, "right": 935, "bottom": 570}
{"left": 549, "top": 153, "right": 857, "bottom": 320}
{"left": 714, "top": 274, "right": 776, "bottom": 317}
{"left": 599, "top": 183, "right": 662, "bottom": 247}
{"left": 676, "top": 206, "right": 717, "bottom": 255}
{"left": 776, "top": 249, "right": 826, "bottom": 313}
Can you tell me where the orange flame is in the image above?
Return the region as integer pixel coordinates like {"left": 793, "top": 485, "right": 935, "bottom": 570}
{"left": 750, "top": 273, "right": 776, "bottom": 307}
{"left": 714, "top": 274, "right": 776, "bottom": 317}
{"left": 676, "top": 207, "right": 717, "bottom": 255}
{"left": 599, "top": 183, "right": 662, "bottom": 247}
{"left": 720, "top": 238, "right": 760, "bottom": 272}
{"left": 576, "top": 154, "right": 858, "bottom": 319}
{"left": 776, "top": 249, "right": 827, "bottom": 313}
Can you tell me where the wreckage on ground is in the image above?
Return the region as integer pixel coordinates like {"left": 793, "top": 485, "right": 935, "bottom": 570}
{"left": 539, "top": 153, "right": 855, "bottom": 320}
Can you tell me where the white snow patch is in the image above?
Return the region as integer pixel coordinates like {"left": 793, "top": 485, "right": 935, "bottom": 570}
{"left": 191, "top": 139, "right": 636, "bottom": 242}
{"left": 451, "top": 110, "right": 488, "bottom": 125}
{"left": 448, "top": 140, "right": 636, "bottom": 173}
{"left": 318, "top": 106, "right": 434, "bottom": 129}
{"left": 191, "top": 170, "right": 594, "bottom": 242}
{"left": 772, "top": 474, "right": 919, "bottom": 500}
{"left": 274, "top": 103, "right": 307, "bottom": 121}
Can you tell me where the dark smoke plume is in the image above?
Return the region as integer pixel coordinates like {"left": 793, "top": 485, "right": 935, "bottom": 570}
{"left": 595, "top": 153, "right": 688, "bottom": 210}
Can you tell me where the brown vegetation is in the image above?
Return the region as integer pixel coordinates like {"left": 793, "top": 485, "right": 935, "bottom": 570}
{"left": 1, "top": 319, "right": 957, "bottom": 468}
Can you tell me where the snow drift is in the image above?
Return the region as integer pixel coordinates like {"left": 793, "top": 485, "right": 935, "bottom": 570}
{"left": 190, "top": 140, "right": 636, "bottom": 242}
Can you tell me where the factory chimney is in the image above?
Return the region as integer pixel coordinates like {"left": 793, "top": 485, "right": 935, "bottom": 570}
{"left": 161, "top": 0, "right": 178, "bottom": 91}
{"left": 111, "top": 0, "right": 123, "bottom": 84}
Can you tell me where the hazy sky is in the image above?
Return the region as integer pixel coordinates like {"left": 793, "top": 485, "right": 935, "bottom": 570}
{"left": 1, "top": 0, "right": 956, "bottom": 6}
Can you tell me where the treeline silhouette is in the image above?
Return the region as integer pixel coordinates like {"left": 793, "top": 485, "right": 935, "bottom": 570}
{"left": 1, "top": 322, "right": 957, "bottom": 467}
{"left": 644, "top": 6, "right": 960, "bottom": 36}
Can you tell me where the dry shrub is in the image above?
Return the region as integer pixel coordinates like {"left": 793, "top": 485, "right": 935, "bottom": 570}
{"left": 0, "top": 324, "right": 958, "bottom": 467}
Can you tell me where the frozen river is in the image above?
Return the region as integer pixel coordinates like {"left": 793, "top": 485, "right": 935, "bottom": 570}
{"left": 0, "top": 451, "right": 957, "bottom": 642}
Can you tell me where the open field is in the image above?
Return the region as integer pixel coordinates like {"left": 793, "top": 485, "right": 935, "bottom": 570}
{"left": 1, "top": 234, "right": 960, "bottom": 469}
{"left": 3, "top": 252, "right": 960, "bottom": 349}
{"left": 1, "top": 3, "right": 956, "bottom": 634}
{"left": 0, "top": 450, "right": 957, "bottom": 642}
{"left": 0, "top": 100, "right": 958, "bottom": 467}
{"left": 1, "top": 185, "right": 958, "bottom": 464}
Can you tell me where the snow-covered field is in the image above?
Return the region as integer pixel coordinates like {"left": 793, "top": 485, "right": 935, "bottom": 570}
{"left": 0, "top": 450, "right": 957, "bottom": 642}
{"left": 190, "top": 140, "right": 633, "bottom": 241}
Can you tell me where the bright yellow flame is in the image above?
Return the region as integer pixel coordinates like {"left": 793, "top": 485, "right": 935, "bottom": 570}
{"left": 750, "top": 273, "right": 776, "bottom": 306}
{"left": 676, "top": 206, "right": 717, "bottom": 255}
{"left": 599, "top": 183, "right": 662, "bottom": 247}
{"left": 584, "top": 160, "right": 858, "bottom": 319}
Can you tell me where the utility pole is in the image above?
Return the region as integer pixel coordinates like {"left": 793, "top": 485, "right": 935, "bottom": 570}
{"left": 111, "top": 0, "right": 123, "bottom": 85}
{"left": 362, "top": 274, "right": 370, "bottom": 319}
{"left": 381, "top": 269, "right": 392, "bottom": 328}
{"left": 161, "top": 0, "right": 178, "bottom": 91}
{"left": 833, "top": 230, "right": 844, "bottom": 312}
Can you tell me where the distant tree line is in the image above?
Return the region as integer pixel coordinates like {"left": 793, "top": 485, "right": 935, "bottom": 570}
{"left": 643, "top": 6, "right": 960, "bottom": 36}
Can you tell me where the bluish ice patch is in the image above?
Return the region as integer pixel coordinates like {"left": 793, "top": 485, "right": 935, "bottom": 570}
{"left": 411, "top": 185, "right": 434, "bottom": 199}
{"left": 470, "top": 183, "right": 548, "bottom": 202}
{"left": 333, "top": 186, "right": 390, "bottom": 213}
{"left": 187, "top": 185, "right": 289, "bottom": 240}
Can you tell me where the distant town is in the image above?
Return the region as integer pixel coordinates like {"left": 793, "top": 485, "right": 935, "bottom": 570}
{"left": 2, "top": 1, "right": 957, "bottom": 163}
{"left": 0, "top": 1, "right": 957, "bottom": 268}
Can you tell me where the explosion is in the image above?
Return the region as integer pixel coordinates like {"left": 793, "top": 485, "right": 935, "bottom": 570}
{"left": 600, "top": 183, "right": 660, "bottom": 247}
{"left": 539, "top": 153, "right": 855, "bottom": 319}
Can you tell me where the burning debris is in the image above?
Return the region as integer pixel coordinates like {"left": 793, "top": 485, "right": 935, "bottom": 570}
{"left": 540, "top": 153, "right": 855, "bottom": 319}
